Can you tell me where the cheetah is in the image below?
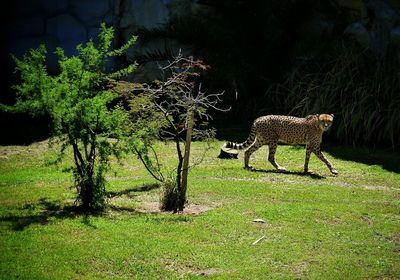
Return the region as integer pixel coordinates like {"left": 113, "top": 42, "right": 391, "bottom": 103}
{"left": 223, "top": 114, "right": 338, "bottom": 175}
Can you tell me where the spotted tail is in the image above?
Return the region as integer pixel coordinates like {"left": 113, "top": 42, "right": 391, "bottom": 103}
{"left": 223, "top": 125, "right": 256, "bottom": 150}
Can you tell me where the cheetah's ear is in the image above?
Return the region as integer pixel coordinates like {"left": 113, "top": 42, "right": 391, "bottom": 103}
{"left": 330, "top": 114, "right": 334, "bottom": 118}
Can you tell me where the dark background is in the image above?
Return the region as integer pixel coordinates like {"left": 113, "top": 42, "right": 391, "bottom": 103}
{"left": 1, "top": 1, "right": 50, "bottom": 144}
{"left": 1, "top": 0, "right": 400, "bottom": 148}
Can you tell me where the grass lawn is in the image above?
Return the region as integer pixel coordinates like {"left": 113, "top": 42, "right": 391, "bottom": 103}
{"left": 0, "top": 140, "right": 399, "bottom": 279}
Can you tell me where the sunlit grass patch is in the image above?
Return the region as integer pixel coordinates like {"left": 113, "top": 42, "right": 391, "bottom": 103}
{"left": 0, "top": 141, "right": 399, "bottom": 279}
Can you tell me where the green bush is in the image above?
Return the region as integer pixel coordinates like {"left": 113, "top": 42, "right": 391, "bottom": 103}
{"left": 159, "top": 179, "right": 180, "bottom": 212}
{"left": 2, "top": 24, "right": 138, "bottom": 212}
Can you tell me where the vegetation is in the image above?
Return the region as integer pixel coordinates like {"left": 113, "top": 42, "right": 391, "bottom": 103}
{"left": 267, "top": 43, "right": 400, "bottom": 149}
{"left": 1, "top": 2, "right": 399, "bottom": 278}
{"left": 1, "top": 24, "right": 138, "bottom": 212}
{"left": 135, "top": 1, "right": 399, "bottom": 149}
{"left": 129, "top": 54, "right": 226, "bottom": 212}
{"left": 0, "top": 141, "right": 399, "bottom": 279}
{"left": 135, "top": 0, "right": 336, "bottom": 116}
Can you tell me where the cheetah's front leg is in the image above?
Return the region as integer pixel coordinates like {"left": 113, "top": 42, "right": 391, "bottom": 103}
{"left": 312, "top": 146, "right": 338, "bottom": 175}
{"left": 304, "top": 145, "right": 312, "bottom": 173}
{"left": 268, "top": 143, "right": 286, "bottom": 172}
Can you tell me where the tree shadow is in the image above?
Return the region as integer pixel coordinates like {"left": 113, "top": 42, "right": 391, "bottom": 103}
{"left": 2, "top": 183, "right": 160, "bottom": 231}
{"left": 1, "top": 183, "right": 177, "bottom": 231}
{"left": 325, "top": 145, "right": 400, "bottom": 174}
{"left": 0, "top": 198, "right": 84, "bottom": 231}
{"left": 108, "top": 205, "right": 144, "bottom": 214}
{"left": 107, "top": 183, "right": 160, "bottom": 198}
{"left": 249, "top": 168, "right": 325, "bottom": 179}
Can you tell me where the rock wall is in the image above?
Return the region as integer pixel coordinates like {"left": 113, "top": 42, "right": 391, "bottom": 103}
{"left": 5, "top": 0, "right": 192, "bottom": 76}
{"left": 342, "top": 0, "right": 400, "bottom": 57}
{"left": 4, "top": 0, "right": 400, "bottom": 79}
{"left": 6, "top": 0, "right": 115, "bottom": 69}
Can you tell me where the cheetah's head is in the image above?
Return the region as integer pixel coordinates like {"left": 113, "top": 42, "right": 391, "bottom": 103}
{"left": 318, "top": 114, "right": 334, "bottom": 131}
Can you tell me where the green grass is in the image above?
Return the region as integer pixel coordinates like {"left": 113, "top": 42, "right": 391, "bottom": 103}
{"left": 0, "top": 140, "right": 399, "bottom": 279}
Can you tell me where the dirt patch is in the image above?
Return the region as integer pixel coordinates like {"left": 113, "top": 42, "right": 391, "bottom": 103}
{"left": 163, "top": 259, "right": 230, "bottom": 276}
{"left": 195, "top": 268, "right": 227, "bottom": 276}
{"left": 137, "top": 201, "right": 213, "bottom": 215}
{"left": 363, "top": 185, "right": 389, "bottom": 190}
{"left": 289, "top": 261, "right": 309, "bottom": 277}
{"left": 182, "top": 203, "right": 213, "bottom": 215}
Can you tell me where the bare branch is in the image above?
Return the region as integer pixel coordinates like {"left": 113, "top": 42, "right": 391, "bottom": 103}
{"left": 133, "top": 145, "right": 164, "bottom": 183}
{"left": 132, "top": 53, "right": 229, "bottom": 212}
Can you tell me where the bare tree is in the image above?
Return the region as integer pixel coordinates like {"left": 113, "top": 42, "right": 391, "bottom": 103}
{"left": 129, "top": 53, "right": 227, "bottom": 212}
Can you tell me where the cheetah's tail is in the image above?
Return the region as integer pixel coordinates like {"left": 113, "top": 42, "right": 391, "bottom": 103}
{"left": 223, "top": 124, "right": 256, "bottom": 150}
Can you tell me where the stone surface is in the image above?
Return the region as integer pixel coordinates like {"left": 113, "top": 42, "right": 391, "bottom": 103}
{"left": 191, "top": 3, "right": 216, "bottom": 17}
{"left": 334, "top": 0, "right": 367, "bottom": 20}
{"left": 6, "top": 0, "right": 400, "bottom": 85}
{"left": 6, "top": 0, "right": 190, "bottom": 78}
{"left": 88, "top": 27, "right": 100, "bottom": 42}
{"left": 344, "top": 21, "right": 371, "bottom": 48}
{"left": 9, "top": 16, "right": 45, "bottom": 38}
{"left": 341, "top": 0, "right": 400, "bottom": 56}
{"left": 120, "top": 10, "right": 135, "bottom": 29}
{"left": 8, "top": 35, "right": 59, "bottom": 69}
{"left": 365, "top": 0, "right": 400, "bottom": 56}
{"left": 46, "top": 14, "right": 87, "bottom": 56}
{"left": 301, "top": 16, "right": 335, "bottom": 42}
{"left": 12, "top": 0, "right": 42, "bottom": 17}
{"left": 103, "top": 12, "right": 115, "bottom": 26}
{"left": 70, "top": 0, "right": 111, "bottom": 22}
{"left": 390, "top": 26, "right": 400, "bottom": 47}
{"left": 121, "top": 0, "right": 169, "bottom": 30}
{"left": 40, "top": 0, "right": 69, "bottom": 14}
{"left": 167, "top": 0, "right": 192, "bottom": 18}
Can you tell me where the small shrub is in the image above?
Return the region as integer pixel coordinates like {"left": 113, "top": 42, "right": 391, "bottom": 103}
{"left": 129, "top": 54, "right": 226, "bottom": 212}
{"left": 159, "top": 179, "right": 180, "bottom": 212}
{"left": 2, "top": 24, "right": 138, "bottom": 212}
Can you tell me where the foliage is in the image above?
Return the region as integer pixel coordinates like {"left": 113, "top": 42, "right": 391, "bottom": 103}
{"left": 267, "top": 43, "right": 400, "bottom": 149}
{"left": 132, "top": 0, "right": 399, "bottom": 149}
{"left": 159, "top": 179, "right": 180, "bottom": 211}
{"left": 129, "top": 54, "right": 226, "bottom": 212}
{"left": 2, "top": 23, "right": 138, "bottom": 212}
{"left": 0, "top": 141, "right": 399, "bottom": 279}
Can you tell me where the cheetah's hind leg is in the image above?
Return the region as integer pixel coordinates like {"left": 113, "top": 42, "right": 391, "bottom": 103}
{"left": 268, "top": 143, "right": 287, "bottom": 172}
{"left": 244, "top": 138, "right": 263, "bottom": 170}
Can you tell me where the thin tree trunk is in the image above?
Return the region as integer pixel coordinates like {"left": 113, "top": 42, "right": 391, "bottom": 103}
{"left": 175, "top": 133, "right": 183, "bottom": 204}
{"left": 179, "top": 111, "right": 194, "bottom": 211}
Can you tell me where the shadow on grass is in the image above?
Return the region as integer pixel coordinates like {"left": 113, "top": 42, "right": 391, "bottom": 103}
{"left": 0, "top": 198, "right": 83, "bottom": 231}
{"left": 108, "top": 205, "right": 142, "bottom": 214}
{"left": 107, "top": 183, "right": 160, "bottom": 198}
{"left": 249, "top": 168, "right": 325, "bottom": 179}
{"left": 215, "top": 119, "right": 400, "bottom": 174}
{"left": 325, "top": 145, "right": 400, "bottom": 174}
{"left": 1, "top": 184, "right": 162, "bottom": 231}
{"left": 287, "top": 144, "right": 400, "bottom": 174}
